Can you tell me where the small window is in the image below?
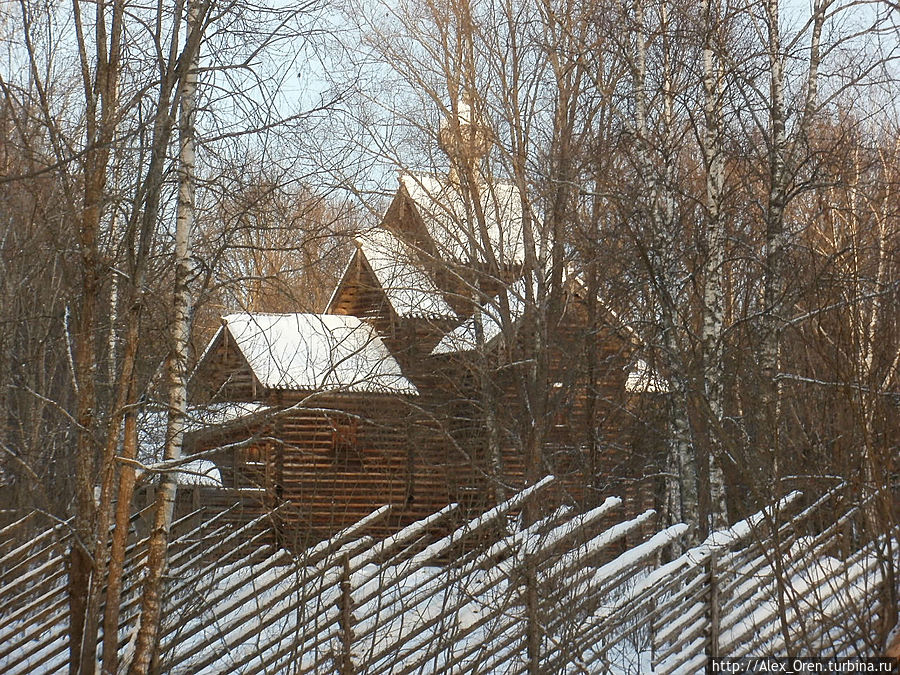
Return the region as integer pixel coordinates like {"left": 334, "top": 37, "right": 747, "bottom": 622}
{"left": 331, "top": 416, "right": 363, "bottom": 470}
{"left": 551, "top": 383, "right": 568, "bottom": 428}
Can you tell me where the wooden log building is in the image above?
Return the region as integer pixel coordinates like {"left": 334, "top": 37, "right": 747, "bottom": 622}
{"left": 182, "top": 171, "right": 665, "bottom": 545}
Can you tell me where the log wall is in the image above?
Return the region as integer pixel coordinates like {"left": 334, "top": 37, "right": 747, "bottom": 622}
{"left": 188, "top": 248, "right": 662, "bottom": 545}
{"left": 188, "top": 391, "right": 454, "bottom": 545}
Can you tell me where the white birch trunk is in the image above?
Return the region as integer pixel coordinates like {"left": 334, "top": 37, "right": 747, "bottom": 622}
{"left": 633, "top": 0, "right": 700, "bottom": 539}
{"left": 761, "top": 0, "right": 825, "bottom": 485}
{"left": 760, "top": 0, "right": 787, "bottom": 482}
{"left": 129, "top": 2, "right": 198, "bottom": 670}
{"left": 700, "top": 0, "right": 728, "bottom": 531}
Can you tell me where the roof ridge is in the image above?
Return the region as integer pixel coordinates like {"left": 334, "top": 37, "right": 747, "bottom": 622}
{"left": 224, "top": 312, "right": 359, "bottom": 320}
{"left": 213, "top": 312, "right": 417, "bottom": 395}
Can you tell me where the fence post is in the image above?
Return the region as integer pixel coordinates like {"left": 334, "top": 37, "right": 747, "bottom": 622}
{"left": 339, "top": 553, "right": 354, "bottom": 675}
{"left": 709, "top": 552, "right": 720, "bottom": 658}
{"left": 524, "top": 552, "right": 541, "bottom": 675}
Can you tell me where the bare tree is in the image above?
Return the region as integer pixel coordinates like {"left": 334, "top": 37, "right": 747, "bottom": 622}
{"left": 3, "top": 0, "right": 334, "bottom": 670}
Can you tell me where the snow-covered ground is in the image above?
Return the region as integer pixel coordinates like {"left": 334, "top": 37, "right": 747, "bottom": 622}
{"left": 0, "top": 485, "right": 893, "bottom": 674}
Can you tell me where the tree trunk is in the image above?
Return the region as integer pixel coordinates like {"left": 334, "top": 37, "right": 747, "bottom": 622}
{"left": 128, "top": 2, "right": 199, "bottom": 670}
{"left": 101, "top": 375, "right": 139, "bottom": 675}
{"left": 81, "top": 312, "right": 141, "bottom": 673}
{"left": 700, "top": 0, "right": 728, "bottom": 531}
{"left": 69, "top": 1, "right": 127, "bottom": 669}
{"left": 632, "top": 0, "right": 700, "bottom": 540}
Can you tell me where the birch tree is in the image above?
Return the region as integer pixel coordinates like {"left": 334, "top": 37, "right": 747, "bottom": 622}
{"left": 698, "top": 0, "right": 729, "bottom": 530}
{"left": 3, "top": 0, "right": 330, "bottom": 670}
{"left": 127, "top": 2, "right": 201, "bottom": 668}
{"left": 730, "top": 0, "right": 896, "bottom": 503}
{"left": 621, "top": 0, "right": 702, "bottom": 538}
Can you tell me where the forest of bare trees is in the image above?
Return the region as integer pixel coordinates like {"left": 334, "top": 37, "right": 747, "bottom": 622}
{"left": 322, "top": 0, "right": 898, "bottom": 535}
{"left": 1, "top": 0, "right": 898, "bottom": 670}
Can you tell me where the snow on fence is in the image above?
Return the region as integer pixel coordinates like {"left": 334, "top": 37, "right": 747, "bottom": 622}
{"left": 0, "top": 478, "right": 894, "bottom": 674}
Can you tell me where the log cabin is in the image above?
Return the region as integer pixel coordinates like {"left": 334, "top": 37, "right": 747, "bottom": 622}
{"left": 186, "top": 312, "right": 449, "bottom": 542}
{"left": 181, "top": 168, "right": 666, "bottom": 545}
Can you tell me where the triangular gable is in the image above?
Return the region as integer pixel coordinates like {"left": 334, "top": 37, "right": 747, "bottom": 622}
{"left": 391, "top": 173, "right": 526, "bottom": 267}
{"left": 189, "top": 325, "right": 264, "bottom": 401}
{"left": 381, "top": 184, "right": 439, "bottom": 260}
{"left": 324, "top": 248, "right": 362, "bottom": 316}
{"left": 325, "top": 247, "right": 388, "bottom": 319}
{"left": 327, "top": 231, "right": 456, "bottom": 321}
{"left": 357, "top": 229, "right": 455, "bottom": 319}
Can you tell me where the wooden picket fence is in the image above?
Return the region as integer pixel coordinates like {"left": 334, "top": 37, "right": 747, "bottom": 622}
{"left": 0, "top": 477, "right": 894, "bottom": 674}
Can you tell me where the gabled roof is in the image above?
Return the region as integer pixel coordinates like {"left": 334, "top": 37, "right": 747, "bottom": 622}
{"left": 430, "top": 273, "right": 668, "bottom": 393}
{"left": 185, "top": 402, "right": 271, "bottom": 430}
{"left": 213, "top": 313, "right": 418, "bottom": 395}
{"left": 431, "top": 277, "right": 532, "bottom": 355}
{"left": 356, "top": 229, "right": 455, "bottom": 319}
{"left": 138, "top": 402, "right": 270, "bottom": 465}
{"left": 399, "top": 173, "right": 525, "bottom": 265}
{"left": 175, "top": 460, "right": 223, "bottom": 486}
{"left": 625, "top": 358, "right": 669, "bottom": 393}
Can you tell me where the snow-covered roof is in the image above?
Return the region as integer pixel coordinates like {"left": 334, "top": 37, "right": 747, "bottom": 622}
{"left": 176, "top": 459, "right": 223, "bottom": 487}
{"left": 400, "top": 173, "right": 525, "bottom": 265}
{"left": 186, "top": 402, "right": 271, "bottom": 431}
{"left": 357, "top": 229, "right": 455, "bottom": 319}
{"left": 138, "top": 402, "right": 270, "bottom": 465}
{"left": 625, "top": 358, "right": 669, "bottom": 394}
{"left": 221, "top": 313, "right": 418, "bottom": 395}
{"left": 431, "top": 277, "right": 531, "bottom": 355}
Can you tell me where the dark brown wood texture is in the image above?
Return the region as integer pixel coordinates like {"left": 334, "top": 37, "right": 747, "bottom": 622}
{"left": 186, "top": 189, "right": 662, "bottom": 543}
{"left": 187, "top": 284, "right": 661, "bottom": 544}
{"left": 189, "top": 327, "right": 260, "bottom": 402}
{"left": 421, "top": 293, "right": 661, "bottom": 522}
{"left": 184, "top": 385, "right": 453, "bottom": 543}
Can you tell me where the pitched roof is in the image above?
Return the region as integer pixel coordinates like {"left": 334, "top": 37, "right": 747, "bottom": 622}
{"left": 400, "top": 173, "right": 525, "bottom": 265}
{"left": 356, "top": 229, "right": 456, "bottom": 319}
{"left": 625, "top": 358, "right": 670, "bottom": 394}
{"left": 219, "top": 313, "right": 418, "bottom": 395}
{"left": 137, "top": 402, "right": 270, "bottom": 465}
{"left": 175, "top": 460, "right": 223, "bottom": 487}
{"left": 185, "top": 402, "right": 271, "bottom": 430}
{"left": 431, "top": 277, "right": 531, "bottom": 355}
{"left": 432, "top": 274, "right": 669, "bottom": 393}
